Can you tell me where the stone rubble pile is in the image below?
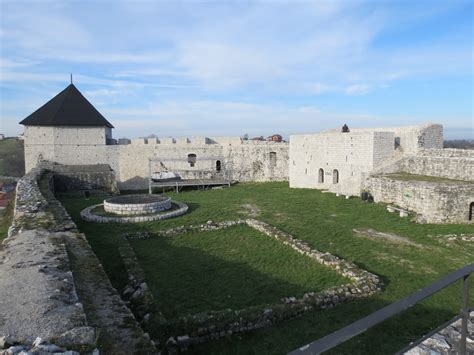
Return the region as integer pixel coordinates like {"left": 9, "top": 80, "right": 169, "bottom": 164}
{"left": 0, "top": 335, "right": 98, "bottom": 355}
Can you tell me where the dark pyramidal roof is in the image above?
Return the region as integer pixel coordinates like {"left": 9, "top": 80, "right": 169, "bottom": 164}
{"left": 20, "top": 84, "right": 114, "bottom": 128}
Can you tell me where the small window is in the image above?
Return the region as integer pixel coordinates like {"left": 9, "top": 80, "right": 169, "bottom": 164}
{"left": 187, "top": 153, "right": 197, "bottom": 167}
{"left": 318, "top": 168, "right": 324, "bottom": 183}
{"left": 333, "top": 169, "right": 339, "bottom": 184}
{"left": 469, "top": 202, "right": 474, "bottom": 221}
{"left": 216, "top": 160, "right": 221, "bottom": 172}
{"left": 269, "top": 152, "right": 277, "bottom": 167}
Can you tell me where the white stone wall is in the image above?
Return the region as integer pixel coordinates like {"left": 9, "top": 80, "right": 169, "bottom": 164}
{"left": 289, "top": 131, "right": 395, "bottom": 195}
{"left": 24, "top": 131, "right": 289, "bottom": 189}
{"left": 289, "top": 124, "right": 444, "bottom": 196}
{"left": 371, "top": 148, "right": 474, "bottom": 182}
{"left": 364, "top": 176, "right": 474, "bottom": 223}
{"left": 322, "top": 123, "right": 443, "bottom": 154}
{"left": 24, "top": 126, "right": 108, "bottom": 172}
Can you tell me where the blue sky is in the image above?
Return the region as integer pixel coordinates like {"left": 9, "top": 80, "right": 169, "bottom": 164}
{"left": 0, "top": 0, "right": 472, "bottom": 139}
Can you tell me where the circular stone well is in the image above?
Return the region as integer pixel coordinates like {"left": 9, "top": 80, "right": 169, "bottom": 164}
{"left": 104, "top": 194, "right": 172, "bottom": 215}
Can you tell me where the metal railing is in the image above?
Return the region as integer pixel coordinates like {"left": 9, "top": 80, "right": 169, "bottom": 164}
{"left": 288, "top": 263, "right": 473, "bottom": 355}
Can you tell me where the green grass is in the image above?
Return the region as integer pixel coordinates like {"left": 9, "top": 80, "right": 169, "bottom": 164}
{"left": 60, "top": 182, "right": 474, "bottom": 354}
{"left": 0, "top": 138, "right": 24, "bottom": 177}
{"left": 131, "top": 224, "right": 349, "bottom": 318}
{"left": 0, "top": 196, "right": 14, "bottom": 240}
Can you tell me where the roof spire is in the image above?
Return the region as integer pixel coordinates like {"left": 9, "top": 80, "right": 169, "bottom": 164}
{"left": 70, "top": 73, "right": 73, "bottom": 85}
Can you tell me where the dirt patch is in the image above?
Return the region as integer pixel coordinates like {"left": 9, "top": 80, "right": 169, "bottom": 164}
{"left": 353, "top": 228, "right": 424, "bottom": 248}
{"left": 375, "top": 252, "right": 436, "bottom": 274}
{"left": 238, "top": 203, "right": 261, "bottom": 217}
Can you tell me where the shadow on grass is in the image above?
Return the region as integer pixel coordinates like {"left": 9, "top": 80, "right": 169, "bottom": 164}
{"left": 131, "top": 237, "right": 321, "bottom": 319}
{"left": 194, "top": 297, "right": 460, "bottom": 355}
{"left": 186, "top": 202, "right": 200, "bottom": 214}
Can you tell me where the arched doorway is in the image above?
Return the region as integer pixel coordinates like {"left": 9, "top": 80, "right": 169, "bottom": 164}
{"left": 318, "top": 168, "right": 324, "bottom": 183}
{"left": 216, "top": 160, "right": 221, "bottom": 172}
{"left": 333, "top": 169, "right": 339, "bottom": 184}
{"left": 469, "top": 202, "right": 474, "bottom": 221}
{"left": 187, "top": 153, "right": 197, "bottom": 167}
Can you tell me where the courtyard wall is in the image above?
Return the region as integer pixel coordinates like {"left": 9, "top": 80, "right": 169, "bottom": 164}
{"left": 24, "top": 132, "right": 289, "bottom": 190}
{"left": 363, "top": 176, "right": 474, "bottom": 224}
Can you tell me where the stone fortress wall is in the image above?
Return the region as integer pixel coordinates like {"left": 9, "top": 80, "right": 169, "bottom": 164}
{"left": 381, "top": 148, "right": 473, "bottom": 181}
{"left": 289, "top": 123, "right": 473, "bottom": 223}
{"left": 363, "top": 174, "right": 473, "bottom": 224}
{"left": 24, "top": 127, "right": 289, "bottom": 190}
{"left": 23, "top": 121, "right": 473, "bottom": 223}
{"left": 363, "top": 147, "right": 474, "bottom": 223}
{"left": 289, "top": 123, "right": 443, "bottom": 196}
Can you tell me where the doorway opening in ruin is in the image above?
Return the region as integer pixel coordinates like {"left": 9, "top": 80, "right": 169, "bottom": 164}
{"left": 188, "top": 153, "right": 197, "bottom": 167}
{"left": 333, "top": 169, "right": 339, "bottom": 184}
{"left": 216, "top": 160, "right": 221, "bottom": 172}
{"left": 269, "top": 152, "right": 277, "bottom": 167}
{"left": 469, "top": 202, "right": 474, "bottom": 221}
{"left": 318, "top": 168, "right": 324, "bottom": 183}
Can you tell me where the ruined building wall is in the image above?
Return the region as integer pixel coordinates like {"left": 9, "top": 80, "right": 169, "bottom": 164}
{"left": 322, "top": 123, "right": 443, "bottom": 154}
{"left": 363, "top": 176, "right": 474, "bottom": 224}
{"left": 50, "top": 164, "right": 119, "bottom": 194}
{"left": 398, "top": 149, "right": 474, "bottom": 181}
{"left": 363, "top": 148, "right": 473, "bottom": 224}
{"left": 371, "top": 148, "right": 474, "bottom": 182}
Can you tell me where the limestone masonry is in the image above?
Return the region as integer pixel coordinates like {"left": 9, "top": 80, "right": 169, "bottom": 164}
{"left": 20, "top": 84, "right": 473, "bottom": 223}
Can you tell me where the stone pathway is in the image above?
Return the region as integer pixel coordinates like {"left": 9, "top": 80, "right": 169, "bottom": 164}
{"left": 403, "top": 311, "right": 474, "bottom": 354}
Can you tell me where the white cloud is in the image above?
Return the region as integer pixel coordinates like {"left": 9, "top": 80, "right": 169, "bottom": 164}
{"left": 345, "top": 84, "right": 371, "bottom": 96}
{"left": 310, "top": 83, "right": 332, "bottom": 95}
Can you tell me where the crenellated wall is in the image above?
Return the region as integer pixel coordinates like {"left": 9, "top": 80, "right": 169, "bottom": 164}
{"left": 25, "top": 134, "right": 289, "bottom": 190}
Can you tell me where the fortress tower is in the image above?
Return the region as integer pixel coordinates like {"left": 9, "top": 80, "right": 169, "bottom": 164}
{"left": 20, "top": 83, "right": 114, "bottom": 172}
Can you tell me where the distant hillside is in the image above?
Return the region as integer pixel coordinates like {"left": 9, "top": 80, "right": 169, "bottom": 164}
{"left": 0, "top": 138, "right": 25, "bottom": 177}
{"left": 443, "top": 139, "right": 474, "bottom": 150}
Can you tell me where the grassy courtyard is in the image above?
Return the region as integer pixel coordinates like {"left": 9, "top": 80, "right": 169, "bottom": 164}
{"left": 131, "top": 224, "right": 349, "bottom": 318}
{"left": 60, "top": 182, "right": 474, "bottom": 354}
